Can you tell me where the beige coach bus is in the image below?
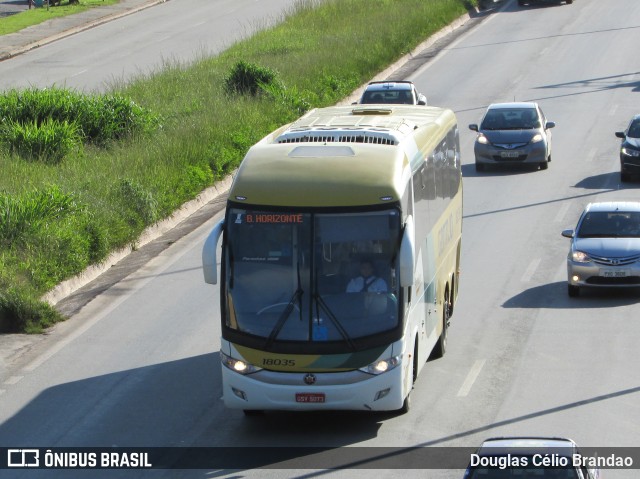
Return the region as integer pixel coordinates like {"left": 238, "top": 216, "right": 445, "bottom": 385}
{"left": 203, "top": 104, "right": 463, "bottom": 414}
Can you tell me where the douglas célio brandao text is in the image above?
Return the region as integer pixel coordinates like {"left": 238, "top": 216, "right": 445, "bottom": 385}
{"left": 470, "top": 453, "right": 633, "bottom": 469}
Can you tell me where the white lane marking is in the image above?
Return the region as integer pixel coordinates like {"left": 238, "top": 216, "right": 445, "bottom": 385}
{"left": 457, "top": 359, "right": 485, "bottom": 397}
{"left": 521, "top": 258, "right": 541, "bottom": 283}
{"left": 586, "top": 146, "right": 597, "bottom": 162}
{"left": 554, "top": 202, "right": 571, "bottom": 224}
{"left": 610, "top": 104, "right": 618, "bottom": 117}
{"left": 4, "top": 376, "right": 23, "bottom": 385}
{"left": 554, "top": 261, "right": 567, "bottom": 283}
{"left": 70, "top": 69, "right": 88, "bottom": 78}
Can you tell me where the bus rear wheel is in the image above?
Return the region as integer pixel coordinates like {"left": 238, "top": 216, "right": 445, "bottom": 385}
{"left": 431, "top": 291, "right": 450, "bottom": 359}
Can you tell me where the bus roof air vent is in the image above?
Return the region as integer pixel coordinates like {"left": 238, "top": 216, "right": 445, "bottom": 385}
{"left": 276, "top": 129, "right": 398, "bottom": 145}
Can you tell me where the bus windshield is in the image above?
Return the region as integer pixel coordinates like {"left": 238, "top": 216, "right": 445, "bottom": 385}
{"left": 224, "top": 207, "right": 402, "bottom": 344}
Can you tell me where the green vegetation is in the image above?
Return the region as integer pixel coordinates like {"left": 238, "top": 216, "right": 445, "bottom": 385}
{"left": 0, "top": 0, "right": 477, "bottom": 333}
{"left": 0, "top": 0, "right": 119, "bottom": 36}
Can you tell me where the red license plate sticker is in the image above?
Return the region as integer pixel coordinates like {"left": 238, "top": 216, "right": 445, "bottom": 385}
{"left": 295, "top": 393, "right": 325, "bottom": 403}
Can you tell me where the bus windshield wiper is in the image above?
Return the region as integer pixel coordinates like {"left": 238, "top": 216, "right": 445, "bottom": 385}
{"left": 264, "top": 288, "right": 303, "bottom": 350}
{"left": 314, "top": 293, "right": 357, "bottom": 351}
{"left": 264, "top": 262, "right": 303, "bottom": 350}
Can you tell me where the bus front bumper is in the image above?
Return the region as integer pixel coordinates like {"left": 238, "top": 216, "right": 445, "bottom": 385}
{"left": 220, "top": 365, "right": 405, "bottom": 412}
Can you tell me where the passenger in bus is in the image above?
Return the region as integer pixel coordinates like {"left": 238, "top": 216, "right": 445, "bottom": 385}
{"left": 346, "top": 259, "right": 388, "bottom": 293}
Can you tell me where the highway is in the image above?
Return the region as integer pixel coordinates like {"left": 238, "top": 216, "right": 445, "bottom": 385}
{"left": 1, "top": 0, "right": 639, "bottom": 478}
{"left": 0, "top": 0, "right": 305, "bottom": 91}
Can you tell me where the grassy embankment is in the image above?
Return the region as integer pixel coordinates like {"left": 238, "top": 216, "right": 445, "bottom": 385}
{"left": 0, "top": 0, "right": 478, "bottom": 333}
{"left": 0, "top": 0, "right": 120, "bottom": 36}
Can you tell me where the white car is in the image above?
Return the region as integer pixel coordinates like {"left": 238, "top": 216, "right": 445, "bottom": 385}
{"left": 356, "top": 81, "right": 427, "bottom": 106}
{"left": 464, "top": 437, "right": 600, "bottom": 479}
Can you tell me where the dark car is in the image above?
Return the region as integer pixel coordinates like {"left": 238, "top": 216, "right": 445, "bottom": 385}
{"left": 355, "top": 81, "right": 427, "bottom": 106}
{"left": 464, "top": 436, "right": 600, "bottom": 479}
{"left": 518, "top": 0, "right": 573, "bottom": 5}
{"left": 469, "top": 102, "right": 555, "bottom": 172}
{"left": 615, "top": 114, "right": 640, "bottom": 182}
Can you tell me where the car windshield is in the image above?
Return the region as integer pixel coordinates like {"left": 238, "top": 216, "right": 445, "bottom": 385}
{"left": 627, "top": 119, "right": 640, "bottom": 138}
{"left": 576, "top": 211, "right": 640, "bottom": 238}
{"left": 361, "top": 89, "right": 414, "bottom": 104}
{"left": 467, "top": 466, "right": 579, "bottom": 479}
{"left": 481, "top": 108, "right": 540, "bottom": 130}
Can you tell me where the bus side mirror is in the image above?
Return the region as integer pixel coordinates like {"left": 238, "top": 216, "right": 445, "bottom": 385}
{"left": 202, "top": 219, "right": 224, "bottom": 284}
{"left": 399, "top": 215, "right": 415, "bottom": 287}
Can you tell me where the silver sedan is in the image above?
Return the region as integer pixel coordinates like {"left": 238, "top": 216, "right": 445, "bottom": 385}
{"left": 469, "top": 102, "right": 555, "bottom": 172}
{"left": 562, "top": 201, "right": 640, "bottom": 297}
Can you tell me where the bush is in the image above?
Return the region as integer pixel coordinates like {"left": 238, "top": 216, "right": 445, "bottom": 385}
{"left": 2, "top": 118, "right": 80, "bottom": 164}
{"left": 0, "top": 88, "right": 160, "bottom": 148}
{"left": 0, "top": 287, "right": 63, "bottom": 333}
{"left": 118, "top": 178, "right": 158, "bottom": 227}
{"left": 224, "top": 61, "right": 279, "bottom": 96}
{"left": 0, "top": 186, "right": 78, "bottom": 245}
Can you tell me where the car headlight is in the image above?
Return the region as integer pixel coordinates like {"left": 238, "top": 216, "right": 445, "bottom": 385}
{"left": 621, "top": 146, "right": 640, "bottom": 157}
{"left": 530, "top": 133, "right": 543, "bottom": 143}
{"left": 571, "top": 250, "right": 591, "bottom": 263}
{"left": 476, "top": 134, "right": 489, "bottom": 145}
{"left": 360, "top": 355, "right": 402, "bottom": 375}
{"left": 221, "top": 351, "right": 261, "bottom": 375}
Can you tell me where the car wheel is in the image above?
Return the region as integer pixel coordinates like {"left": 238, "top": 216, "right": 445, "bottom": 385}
{"left": 475, "top": 163, "right": 485, "bottom": 172}
{"left": 566, "top": 0, "right": 573, "bottom": 3}
{"left": 568, "top": 284, "right": 580, "bottom": 297}
{"left": 539, "top": 160, "right": 548, "bottom": 170}
{"left": 621, "top": 171, "right": 631, "bottom": 182}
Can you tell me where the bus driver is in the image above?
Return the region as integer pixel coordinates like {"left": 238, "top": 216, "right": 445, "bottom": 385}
{"left": 346, "top": 259, "right": 388, "bottom": 293}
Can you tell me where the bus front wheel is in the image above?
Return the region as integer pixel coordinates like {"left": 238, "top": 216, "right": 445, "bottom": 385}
{"left": 399, "top": 342, "right": 418, "bottom": 414}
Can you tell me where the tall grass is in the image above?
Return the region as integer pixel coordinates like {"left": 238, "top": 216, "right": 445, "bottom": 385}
{"left": 0, "top": 88, "right": 160, "bottom": 146}
{"left": 0, "top": 0, "right": 476, "bottom": 332}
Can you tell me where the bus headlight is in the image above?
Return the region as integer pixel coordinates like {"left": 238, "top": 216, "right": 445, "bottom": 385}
{"left": 360, "top": 355, "right": 402, "bottom": 375}
{"left": 221, "top": 351, "right": 261, "bottom": 375}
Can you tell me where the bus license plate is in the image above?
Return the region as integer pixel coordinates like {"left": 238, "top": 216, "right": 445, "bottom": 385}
{"left": 296, "top": 393, "right": 325, "bottom": 403}
{"left": 602, "top": 270, "right": 628, "bottom": 278}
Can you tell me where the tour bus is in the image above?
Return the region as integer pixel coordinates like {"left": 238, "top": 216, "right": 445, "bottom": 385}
{"left": 202, "top": 104, "right": 462, "bottom": 414}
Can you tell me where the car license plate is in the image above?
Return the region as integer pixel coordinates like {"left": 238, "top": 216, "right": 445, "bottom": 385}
{"left": 602, "top": 270, "right": 628, "bottom": 278}
{"left": 500, "top": 151, "right": 520, "bottom": 158}
{"left": 296, "top": 393, "right": 325, "bottom": 403}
